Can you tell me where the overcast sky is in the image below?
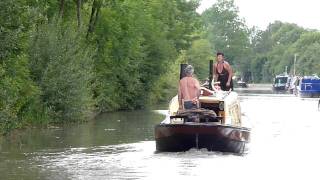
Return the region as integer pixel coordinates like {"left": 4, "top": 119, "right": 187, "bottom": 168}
{"left": 197, "top": 0, "right": 320, "bottom": 30}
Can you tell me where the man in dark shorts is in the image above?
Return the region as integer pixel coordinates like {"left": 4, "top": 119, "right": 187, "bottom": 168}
{"left": 178, "top": 65, "right": 201, "bottom": 110}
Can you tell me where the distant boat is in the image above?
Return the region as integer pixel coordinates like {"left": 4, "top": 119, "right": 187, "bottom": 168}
{"left": 233, "top": 76, "right": 248, "bottom": 88}
{"left": 154, "top": 62, "right": 250, "bottom": 154}
{"left": 272, "top": 74, "right": 289, "bottom": 92}
{"left": 236, "top": 80, "right": 248, "bottom": 88}
{"left": 297, "top": 75, "right": 320, "bottom": 98}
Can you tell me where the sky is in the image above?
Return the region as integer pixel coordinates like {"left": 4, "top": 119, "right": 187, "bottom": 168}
{"left": 197, "top": 0, "right": 320, "bottom": 30}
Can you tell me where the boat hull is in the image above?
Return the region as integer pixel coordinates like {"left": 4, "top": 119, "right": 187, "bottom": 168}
{"left": 298, "top": 91, "right": 320, "bottom": 98}
{"left": 273, "top": 86, "right": 286, "bottom": 91}
{"left": 298, "top": 76, "right": 320, "bottom": 98}
{"left": 155, "top": 123, "right": 250, "bottom": 154}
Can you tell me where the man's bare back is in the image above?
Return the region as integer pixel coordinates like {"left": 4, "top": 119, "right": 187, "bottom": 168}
{"left": 179, "top": 77, "right": 200, "bottom": 101}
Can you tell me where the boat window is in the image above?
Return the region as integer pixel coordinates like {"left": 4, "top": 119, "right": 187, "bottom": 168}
{"left": 275, "top": 77, "right": 288, "bottom": 84}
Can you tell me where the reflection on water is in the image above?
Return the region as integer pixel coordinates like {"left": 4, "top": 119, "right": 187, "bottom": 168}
{"left": 1, "top": 90, "right": 320, "bottom": 179}
{"left": 0, "top": 110, "right": 164, "bottom": 153}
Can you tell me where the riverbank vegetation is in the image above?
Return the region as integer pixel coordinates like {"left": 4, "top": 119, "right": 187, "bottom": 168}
{"left": 1, "top": 0, "right": 320, "bottom": 134}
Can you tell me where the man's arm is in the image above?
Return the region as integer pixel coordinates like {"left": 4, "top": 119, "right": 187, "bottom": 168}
{"left": 213, "top": 63, "right": 218, "bottom": 82}
{"left": 178, "top": 81, "right": 182, "bottom": 109}
{"left": 225, "top": 63, "right": 233, "bottom": 85}
{"left": 195, "top": 79, "right": 201, "bottom": 98}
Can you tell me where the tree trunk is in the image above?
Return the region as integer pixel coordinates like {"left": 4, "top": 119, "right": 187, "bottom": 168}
{"left": 87, "top": 0, "right": 96, "bottom": 37}
{"left": 86, "top": 0, "right": 100, "bottom": 38}
{"left": 76, "top": 0, "right": 81, "bottom": 28}
{"left": 93, "top": 6, "right": 100, "bottom": 30}
{"left": 59, "top": 0, "right": 65, "bottom": 18}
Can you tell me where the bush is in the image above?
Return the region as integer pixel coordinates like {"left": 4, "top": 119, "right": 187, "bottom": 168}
{"left": 0, "top": 0, "right": 44, "bottom": 134}
{"left": 29, "top": 21, "right": 94, "bottom": 122}
{"left": 0, "top": 55, "right": 42, "bottom": 134}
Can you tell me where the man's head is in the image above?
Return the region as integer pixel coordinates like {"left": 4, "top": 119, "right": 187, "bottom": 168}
{"left": 184, "top": 65, "right": 194, "bottom": 76}
{"left": 216, "top": 52, "right": 224, "bottom": 62}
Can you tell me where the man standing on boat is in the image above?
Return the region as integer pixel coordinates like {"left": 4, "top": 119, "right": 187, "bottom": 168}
{"left": 213, "top": 52, "right": 233, "bottom": 91}
{"left": 178, "top": 65, "right": 201, "bottom": 110}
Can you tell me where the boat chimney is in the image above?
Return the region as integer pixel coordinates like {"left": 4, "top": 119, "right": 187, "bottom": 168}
{"left": 180, "top": 64, "right": 188, "bottom": 80}
{"left": 209, "top": 60, "right": 213, "bottom": 90}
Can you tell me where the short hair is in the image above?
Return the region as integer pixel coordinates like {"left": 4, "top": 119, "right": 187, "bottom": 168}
{"left": 216, "top": 52, "right": 224, "bottom": 56}
{"left": 184, "top": 65, "right": 194, "bottom": 75}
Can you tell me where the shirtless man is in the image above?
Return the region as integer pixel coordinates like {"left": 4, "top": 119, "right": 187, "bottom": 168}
{"left": 178, "top": 65, "right": 201, "bottom": 110}
{"left": 213, "top": 52, "right": 233, "bottom": 91}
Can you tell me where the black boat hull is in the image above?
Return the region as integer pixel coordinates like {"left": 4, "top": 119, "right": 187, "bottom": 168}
{"left": 155, "top": 123, "right": 250, "bottom": 154}
{"left": 273, "top": 86, "right": 286, "bottom": 91}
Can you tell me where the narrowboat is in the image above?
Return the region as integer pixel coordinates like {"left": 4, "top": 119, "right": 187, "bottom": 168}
{"left": 154, "top": 62, "right": 251, "bottom": 154}
{"left": 236, "top": 80, "right": 248, "bottom": 88}
{"left": 272, "top": 74, "right": 289, "bottom": 92}
{"left": 233, "top": 76, "right": 248, "bottom": 88}
{"left": 297, "top": 75, "right": 320, "bottom": 98}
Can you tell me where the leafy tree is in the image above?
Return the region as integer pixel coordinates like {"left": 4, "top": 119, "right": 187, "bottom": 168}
{"left": 250, "top": 21, "right": 307, "bottom": 82}
{"left": 293, "top": 32, "right": 320, "bottom": 76}
{"left": 0, "top": 0, "right": 202, "bottom": 134}
{"left": 92, "top": 0, "right": 200, "bottom": 110}
{"left": 29, "top": 21, "right": 94, "bottom": 122}
{"left": 186, "top": 39, "right": 215, "bottom": 80}
{"left": 201, "top": 0, "right": 251, "bottom": 79}
{"left": 0, "top": 0, "right": 42, "bottom": 133}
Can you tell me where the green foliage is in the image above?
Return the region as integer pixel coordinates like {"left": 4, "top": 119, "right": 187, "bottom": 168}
{"left": 0, "top": 0, "right": 45, "bottom": 134}
{"left": 0, "top": 56, "right": 42, "bottom": 134}
{"left": 4, "top": 0, "right": 320, "bottom": 135}
{"left": 93, "top": 1, "right": 147, "bottom": 111}
{"left": 0, "top": 0, "right": 30, "bottom": 60}
{"left": 199, "top": 1, "right": 318, "bottom": 83}
{"left": 271, "top": 23, "right": 305, "bottom": 45}
{"left": 93, "top": 0, "right": 200, "bottom": 110}
{"left": 149, "top": 58, "right": 181, "bottom": 104}
{"left": 293, "top": 32, "right": 320, "bottom": 76}
{"left": 249, "top": 21, "right": 320, "bottom": 82}
{"left": 1, "top": 0, "right": 202, "bottom": 134}
{"left": 201, "top": 0, "right": 251, "bottom": 78}
{"left": 29, "top": 21, "right": 94, "bottom": 122}
{"left": 250, "top": 55, "right": 267, "bottom": 82}
{"left": 186, "top": 39, "right": 215, "bottom": 80}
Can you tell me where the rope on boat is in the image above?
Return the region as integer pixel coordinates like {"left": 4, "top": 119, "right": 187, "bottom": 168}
{"left": 177, "top": 108, "right": 217, "bottom": 117}
{"left": 172, "top": 108, "right": 219, "bottom": 123}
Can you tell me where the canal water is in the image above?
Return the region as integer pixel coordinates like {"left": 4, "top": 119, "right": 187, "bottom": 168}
{"left": 1, "top": 86, "right": 320, "bottom": 179}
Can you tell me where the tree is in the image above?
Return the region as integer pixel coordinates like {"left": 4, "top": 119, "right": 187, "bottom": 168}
{"left": 201, "top": 0, "right": 251, "bottom": 79}
{"left": 250, "top": 21, "right": 307, "bottom": 82}
{"left": 293, "top": 32, "right": 320, "bottom": 76}
{"left": 0, "top": 0, "right": 42, "bottom": 133}
{"left": 186, "top": 39, "right": 215, "bottom": 80}
{"left": 28, "top": 21, "right": 94, "bottom": 122}
{"left": 92, "top": 0, "right": 201, "bottom": 110}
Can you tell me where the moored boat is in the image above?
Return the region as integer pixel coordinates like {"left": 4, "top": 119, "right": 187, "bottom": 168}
{"left": 236, "top": 80, "right": 248, "bottom": 88}
{"left": 297, "top": 75, "right": 320, "bottom": 98}
{"left": 272, "top": 74, "right": 289, "bottom": 92}
{"left": 154, "top": 62, "right": 251, "bottom": 154}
